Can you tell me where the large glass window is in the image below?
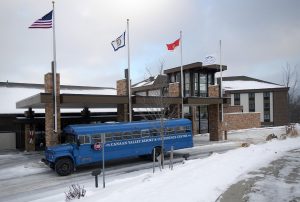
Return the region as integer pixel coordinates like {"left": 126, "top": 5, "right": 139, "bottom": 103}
{"left": 184, "top": 72, "right": 190, "bottom": 96}
{"left": 208, "top": 73, "right": 214, "bottom": 85}
{"left": 175, "top": 72, "right": 181, "bottom": 83}
{"left": 199, "top": 73, "right": 207, "bottom": 97}
{"left": 249, "top": 93, "right": 255, "bottom": 112}
{"left": 263, "top": 92, "right": 270, "bottom": 122}
{"left": 199, "top": 105, "right": 208, "bottom": 133}
{"left": 234, "top": 93, "right": 240, "bottom": 105}
{"left": 170, "top": 74, "right": 175, "bottom": 83}
{"left": 193, "top": 72, "right": 199, "bottom": 96}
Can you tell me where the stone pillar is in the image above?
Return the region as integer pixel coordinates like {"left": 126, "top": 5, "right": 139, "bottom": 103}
{"left": 25, "top": 124, "right": 35, "bottom": 151}
{"left": 168, "top": 83, "right": 180, "bottom": 97}
{"left": 191, "top": 106, "right": 198, "bottom": 135}
{"left": 45, "top": 73, "right": 61, "bottom": 147}
{"left": 208, "top": 104, "right": 222, "bottom": 141}
{"left": 116, "top": 79, "right": 128, "bottom": 122}
{"left": 208, "top": 85, "right": 220, "bottom": 97}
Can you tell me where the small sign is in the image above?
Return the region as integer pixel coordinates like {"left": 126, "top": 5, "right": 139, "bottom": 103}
{"left": 93, "top": 142, "right": 102, "bottom": 150}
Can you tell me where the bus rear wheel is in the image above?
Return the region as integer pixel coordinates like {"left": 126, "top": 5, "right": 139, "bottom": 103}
{"left": 55, "top": 158, "right": 74, "bottom": 176}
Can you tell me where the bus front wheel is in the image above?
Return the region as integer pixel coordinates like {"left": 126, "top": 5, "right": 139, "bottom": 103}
{"left": 55, "top": 158, "right": 74, "bottom": 176}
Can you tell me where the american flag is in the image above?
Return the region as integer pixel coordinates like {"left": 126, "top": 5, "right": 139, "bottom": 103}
{"left": 29, "top": 10, "right": 53, "bottom": 29}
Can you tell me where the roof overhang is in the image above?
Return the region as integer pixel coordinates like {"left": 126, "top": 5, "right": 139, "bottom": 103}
{"left": 16, "top": 93, "right": 230, "bottom": 109}
{"left": 16, "top": 93, "right": 128, "bottom": 109}
{"left": 164, "top": 62, "right": 227, "bottom": 74}
{"left": 16, "top": 93, "right": 52, "bottom": 108}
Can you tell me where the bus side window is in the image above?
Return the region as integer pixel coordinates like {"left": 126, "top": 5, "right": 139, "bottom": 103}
{"left": 141, "top": 129, "right": 150, "bottom": 138}
{"left": 132, "top": 131, "right": 141, "bottom": 139}
{"left": 105, "top": 133, "right": 113, "bottom": 142}
{"left": 85, "top": 135, "right": 91, "bottom": 144}
{"left": 176, "top": 126, "right": 185, "bottom": 134}
{"left": 113, "top": 132, "right": 122, "bottom": 141}
{"left": 150, "top": 129, "right": 160, "bottom": 137}
{"left": 79, "top": 135, "right": 91, "bottom": 144}
{"left": 167, "top": 128, "right": 175, "bottom": 135}
{"left": 92, "top": 134, "right": 102, "bottom": 143}
{"left": 186, "top": 126, "right": 192, "bottom": 132}
{"left": 123, "top": 132, "right": 132, "bottom": 140}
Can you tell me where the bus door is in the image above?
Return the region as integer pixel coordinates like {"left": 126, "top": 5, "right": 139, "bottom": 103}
{"left": 75, "top": 135, "right": 94, "bottom": 165}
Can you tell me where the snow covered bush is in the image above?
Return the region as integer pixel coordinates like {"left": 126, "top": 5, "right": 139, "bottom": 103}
{"left": 65, "top": 184, "right": 86, "bottom": 201}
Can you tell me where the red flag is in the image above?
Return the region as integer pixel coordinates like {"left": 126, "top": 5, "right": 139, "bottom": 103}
{"left": 166, "top": 38, "right": 180, "bottom": 51}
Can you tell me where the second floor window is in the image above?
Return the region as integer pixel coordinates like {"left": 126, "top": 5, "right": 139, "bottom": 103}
{"left": 184, "top": 72, "right": 190, "bottom": 97}
{"left": 199, "top": 73, "right": 207, "bottom": 97}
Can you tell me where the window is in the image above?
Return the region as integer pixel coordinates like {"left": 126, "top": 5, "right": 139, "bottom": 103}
{"left": 149, "top": 89, "right": 160, "bottom": 96}
{"left": 176, "top": 126, "right": 186, "bottom": 134}
{"left": 184, "top": 72, "right": 190, "bottom": 96}
{"left": 193, "top": 72, "right": 199, "bottom": 96}
{"left": 263, "top": 92, "right": 270, "bottom": 99}
{"left": 208, "top": 73, "right": 214, "bottom": 85}
{"left": 166, "top": 128, "right": 175, "bottom": 135}
{"left": 199, "top": 73, "right": 207, "bottom": 97}
{"left": 105, "top": 133, "right": 113, "bottom": 142}
{"left": 112, "top": 132, "right": 122, "bottom": 141}
{"left": 123, "top": 132, "right": 132, "bottom": 140}
{"left": 141, "top": 129, "right": 150, "bottom": 138}
{"left": 132, "top": 131, "right": 141, "bottom": 139}
{"left": 263, "top": 92, "right": 271, "bottom": 122}
{"left": 170, "top": 74, "right": 175, "bottom": 83}
{"left": 234, "top": 93, "right": 240, "bottom": 105}
{"left": 175, "top": 72, "right": 181, "bottom": 82}
{"left": 79, "top": 135, "right": 91, "bottom": 144}
{"left": 186, "top": 126, "right": 192, "bottom": 132}
{"left": 91, "top": 134, "right": 102, "bottom": 143}
{"left": 248, "top": 93, "right": 255, "bottom": 112}
{"left": 150, "top": 129, "right": 160, "bottom": 136}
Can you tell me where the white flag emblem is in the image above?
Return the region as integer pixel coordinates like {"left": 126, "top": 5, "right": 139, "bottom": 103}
{"left": 111, "top": 32, "right": 126, "bottom": 51}
{"left": 203, "top": 55, "right": 216, "bottom": 65}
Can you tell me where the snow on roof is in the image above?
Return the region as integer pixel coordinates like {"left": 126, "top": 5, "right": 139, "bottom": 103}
{"left": 132, "top": 80, "right": 154, "bottom": 88}
{"left": 0, "top": 87, "right": 116, "bottom": 114}
{"left": 223, "top": 80, "right": 285, "bottom": 91}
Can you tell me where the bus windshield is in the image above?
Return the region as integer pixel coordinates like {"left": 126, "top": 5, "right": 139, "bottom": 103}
{"left": 64, "top": 133, "right": 76, "bottom": 144}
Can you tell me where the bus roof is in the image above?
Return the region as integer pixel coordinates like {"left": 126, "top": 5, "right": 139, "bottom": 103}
{"left": 64, "top": 118, "right": 191, "bottom": 135}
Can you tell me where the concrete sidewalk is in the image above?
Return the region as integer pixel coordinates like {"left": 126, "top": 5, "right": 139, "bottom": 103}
{"left": 218, "top": 148, "right": 300, "bottom": 202}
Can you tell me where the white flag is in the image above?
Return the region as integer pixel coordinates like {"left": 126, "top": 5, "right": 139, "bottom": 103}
{"left": 203, "top": 54, "right": 217, "bottom": 65}
{"left": 111, "top": 31, "right": 126, "bottom": 51}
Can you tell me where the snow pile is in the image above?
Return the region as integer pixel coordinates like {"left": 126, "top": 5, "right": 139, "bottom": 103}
{"left": 77, "top": 137, "right": 300, "bottom": 202}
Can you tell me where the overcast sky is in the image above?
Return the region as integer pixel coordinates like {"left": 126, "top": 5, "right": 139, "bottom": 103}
{"left": 1, "top": 0, "right": 299, "bottom": 88}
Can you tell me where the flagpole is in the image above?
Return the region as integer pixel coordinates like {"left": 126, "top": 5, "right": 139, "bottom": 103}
{"left": 220, "top": 40, "right": 223, "bottom": 122}
{"left": 127, "top": 19, "right": 132, "bottom": 122}
{"left": 180, "top": 31, "right": 184, "bottom": 119}
{"left": 52, "top": 1, "right": 58, "bottom": 133}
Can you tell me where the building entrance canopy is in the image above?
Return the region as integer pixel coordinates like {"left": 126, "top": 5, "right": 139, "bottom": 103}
{"left": 16, "top": 93, "right": 228, "bottom": 109}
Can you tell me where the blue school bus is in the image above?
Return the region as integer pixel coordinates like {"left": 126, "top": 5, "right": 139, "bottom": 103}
{"left": 42, "top": 118, "right": 193, "bottom": 176}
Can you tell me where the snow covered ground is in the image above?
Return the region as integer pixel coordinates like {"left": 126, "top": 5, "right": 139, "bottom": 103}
{"left": 0, "top": 124, "right": 299, "bottom": 202}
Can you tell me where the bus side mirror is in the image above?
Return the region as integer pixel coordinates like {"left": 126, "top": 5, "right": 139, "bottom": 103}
{"left": 77, "top": 139, "right": 80, "bottom": 147}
